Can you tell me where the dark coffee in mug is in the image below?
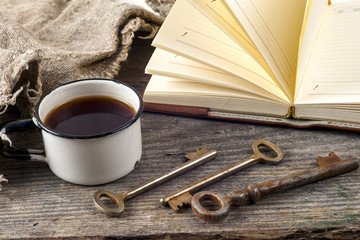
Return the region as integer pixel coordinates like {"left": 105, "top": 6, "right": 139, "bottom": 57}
{"left": 44, "top": 96, "right": 136, "bottom": 136}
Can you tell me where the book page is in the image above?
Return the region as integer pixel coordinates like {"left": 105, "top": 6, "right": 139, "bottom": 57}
{"left": 225, "top": 0, "right": 307, "bottom": 99}
{"left": 294, "top": 1, "right": 360, "bottom": 106}
{"left": 188, "top": 0, "right": 253, "bottom": 48}
{"left": 146, "top": 48, "right": 290, "bottom": 103}
{"left": 295, "top": 0, "right": 329, "bottom": 100}
{"left": 188, "top": 0, "right": 273, "bottom": 80}
{"left": 152, "top": 0, "right": 289, "bottom": 102}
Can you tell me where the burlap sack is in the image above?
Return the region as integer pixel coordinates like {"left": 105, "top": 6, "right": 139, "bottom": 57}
{"left": 0, "top": 0, "right": 174, "bottom": 189}
{"left": 0, "top": 0, "right": 176, "bottom": 116}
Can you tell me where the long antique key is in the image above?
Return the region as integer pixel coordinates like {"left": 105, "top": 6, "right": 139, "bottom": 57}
{"left": 93, "top": 148, "right": 217, "bottom": 216}
{"left": 161, "top": 140, "right": 284, "bottom": 211}
{"left": 191, "top": 153, "right": 359, "bottom": 221}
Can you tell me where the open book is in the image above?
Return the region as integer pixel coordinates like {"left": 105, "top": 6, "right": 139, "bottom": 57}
{"left": 143, "top": 0, "right": 360, "bottom": 130}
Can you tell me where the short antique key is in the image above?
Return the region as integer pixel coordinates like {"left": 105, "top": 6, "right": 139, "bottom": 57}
{"left": 161, "top": 140, "right": 283, "bottom": 211}
{"left": 192, "top": 153, "right": 359, "bottom": 221}
{"left": 94, "top": 148, "right": 217, "bottom": 216}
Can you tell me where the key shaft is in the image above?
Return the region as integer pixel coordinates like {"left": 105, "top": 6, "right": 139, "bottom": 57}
{"left": 230, "top": 153, "right": 358, "bottom": 206}
{"left": 161, "top": 154, "right": 260, "bottom": 207}
{"left": 123, "top": 148, "right": 217, "bottom": 201}
{"left": 191, "top": 153, "right": 359, "bottom": 221}
{"left": 94, "top": 148, "right": 217, "bottom": 216}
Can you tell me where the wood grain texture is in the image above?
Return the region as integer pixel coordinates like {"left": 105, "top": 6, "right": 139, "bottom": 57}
{"left": 0, "top": 37, "right": 360, "bottom": 240}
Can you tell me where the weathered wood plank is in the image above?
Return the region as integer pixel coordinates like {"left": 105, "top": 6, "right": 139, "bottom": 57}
{"left": 0, "top": 37, "right": 360, "bottom": 240}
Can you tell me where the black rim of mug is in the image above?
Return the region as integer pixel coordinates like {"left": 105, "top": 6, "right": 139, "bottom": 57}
{"left": 34, "top": 78, "right": 144, "bottom": 139}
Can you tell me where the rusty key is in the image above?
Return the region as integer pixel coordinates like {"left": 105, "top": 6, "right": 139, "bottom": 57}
{"left": 161, "top": 140, "right": 283, "bottom": 211}
{"left": 191, "top": 153, "right": 359, "bottom": 221}
{"left": 94, "top": 148, "right": 217, "bottom": 216}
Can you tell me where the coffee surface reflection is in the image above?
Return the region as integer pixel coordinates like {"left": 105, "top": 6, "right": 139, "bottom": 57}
{"left": 44, "top": 96, "right": 135, "bottom": 136}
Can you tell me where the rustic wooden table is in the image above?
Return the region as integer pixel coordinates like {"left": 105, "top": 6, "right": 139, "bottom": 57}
{"left": 1, "top": 37, "right": 360, "bottom": 240}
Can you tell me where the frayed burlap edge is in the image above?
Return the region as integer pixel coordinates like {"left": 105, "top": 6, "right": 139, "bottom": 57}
{"left": 0, "top": 175, "right": 7, "bottom": 191}
{"left": 0, "top": 49, "right": 42, "bottom": 114}
{"left": 100, "top": 17, "right": 159, "bottom": 79}
{"left": 0, "top": 49, "right": 42, "bottom": 146}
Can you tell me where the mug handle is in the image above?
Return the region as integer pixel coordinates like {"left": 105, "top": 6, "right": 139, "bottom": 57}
{"left": 0, "top": 119, "right": 45, "bottom": 161}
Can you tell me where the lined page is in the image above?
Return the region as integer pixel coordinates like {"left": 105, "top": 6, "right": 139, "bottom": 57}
{"left": 146, "top": 48, "right": 289, "bottom": 103}
{"left": 152, "top": 0, "right": 288, "bottom": 101}
{"left": 225, "top": 0, "right": 307, "bottom": 99}
{"left": 295, "top": 0, "right": 328, "bottom": 100}
{"left": 295, "top": 1, "right": 360, "bottom": 105}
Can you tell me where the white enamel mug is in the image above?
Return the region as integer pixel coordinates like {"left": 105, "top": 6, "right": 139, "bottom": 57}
{"left": 0, "top": 79, "right": 143, "bottom": 185}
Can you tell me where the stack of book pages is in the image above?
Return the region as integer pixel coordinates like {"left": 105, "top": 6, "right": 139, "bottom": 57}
{"left": 143, "top": 0, "right": 360, "bottom": 130}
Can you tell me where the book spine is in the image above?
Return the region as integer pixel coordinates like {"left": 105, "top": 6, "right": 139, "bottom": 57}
{"left": 285, "top": 105, "right": 295, "bottom": 118}
{"left": 144, "top": 102, "right": 209, "bottom": 117}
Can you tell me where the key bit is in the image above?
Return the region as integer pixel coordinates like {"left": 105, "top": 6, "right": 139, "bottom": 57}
{"left": 191, "top": 153, "right": 359, "bottom": 221}
{"left": 185, "top": 148, "right": 211, "bottom": 160}
{"left": 167, "top": 192, "right": 192, "bottom": 211}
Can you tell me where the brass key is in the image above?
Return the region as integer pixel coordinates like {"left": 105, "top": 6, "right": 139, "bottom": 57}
{"left": 192, "top": 153, "right": 359, "bottom": 221}
{"left": 93, "top": 148, "right": 217, "bottom": 216}
{"left": 161, "top": 140, "right": 283, "bottom": 211}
